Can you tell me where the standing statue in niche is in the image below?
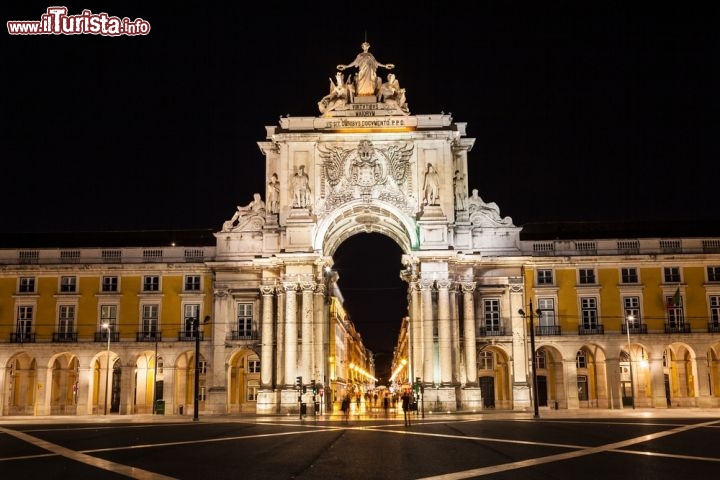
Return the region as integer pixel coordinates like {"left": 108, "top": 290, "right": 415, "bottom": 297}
{"left": 453, "top": 170, "right": 466, "bottom": 211}
{"left": 318, "top": 71, "right": 351, "bottom": 114}
{"left": 423, "top": 163, "right": 440, "bottom": 205}
{"left": 337, "top": 41, "right": 395, "bottom": 97}
{"left": 267, "top": 173, "right": 280, "bottom": 214}
{"left": 291, "top": 165, "right": 312, "bottom": 208}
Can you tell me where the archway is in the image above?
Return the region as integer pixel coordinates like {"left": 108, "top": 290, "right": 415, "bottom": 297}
{"left": 333, "top": 232, "right": 407, "bottom": 383}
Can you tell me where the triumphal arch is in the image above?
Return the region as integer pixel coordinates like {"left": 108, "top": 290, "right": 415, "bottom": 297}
{"left": 209, "top": 42, "right": 530, "bottom": 414}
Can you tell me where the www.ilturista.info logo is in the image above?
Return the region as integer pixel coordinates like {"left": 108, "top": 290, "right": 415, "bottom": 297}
{"left": 7, "top": 7, "right": 151, "bottom": 36}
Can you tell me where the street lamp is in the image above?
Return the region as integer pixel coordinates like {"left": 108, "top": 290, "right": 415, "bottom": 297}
{"left": 518, "top": 301, "right": 540, "bottom": 419}
{"left": 152, "top": 337, "right": 158, "bottom": 415}
{"left": 193, "top": 311, "right": 200, "bottom": 422}
{"left": 102, "top": 322, "right": 111, "bottom": 415}
{"left": 625, "top": 314, "right": 636, "bottom": 409}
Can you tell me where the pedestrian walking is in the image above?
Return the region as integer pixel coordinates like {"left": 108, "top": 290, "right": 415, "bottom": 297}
{"left": 401, "top": 391, "right": 411, "bottom": 426}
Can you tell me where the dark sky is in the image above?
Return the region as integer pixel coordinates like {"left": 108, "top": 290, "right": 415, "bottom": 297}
{"left": 4, "top": 4, "right": 718, "bottom": 375}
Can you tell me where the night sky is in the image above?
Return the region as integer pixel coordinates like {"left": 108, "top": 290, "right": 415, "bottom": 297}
{"left": 5, "top": 4, "right": 718, "bottom": 378}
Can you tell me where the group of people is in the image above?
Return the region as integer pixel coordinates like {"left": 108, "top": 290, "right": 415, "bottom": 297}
{"left": 338, "top": 390, "right": 415, "bottom": 426}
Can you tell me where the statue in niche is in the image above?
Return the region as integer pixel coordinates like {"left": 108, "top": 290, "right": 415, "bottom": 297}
{"left": 291, "top": 165, "right": 312, "bottom": 208}
{"left": 453, "top": 170, "right": 466, "bottom": 211}
{"left": 318, "top": 71, "right": 352, "bottom": 114}
{"left": 379, "top": 73, "right": 409, "bottom": 114}
{"left": 422, "top": 163, "right": 440, "bottom": 205}
{"left": 337, "top": 41, "right": 395, "bottom": 97}
{"left": 267, "top": 173, "right": 280, "bottom": 214}
{"left": 222, "top": 193, "right": 266, "bottom": 231}
{"left": 467, "top": 188, "right": 514, "bottom": 226}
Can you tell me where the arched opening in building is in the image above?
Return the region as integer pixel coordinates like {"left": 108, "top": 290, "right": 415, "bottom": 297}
{"left": 332, "top": 232, "right": 407, "bottom": 384}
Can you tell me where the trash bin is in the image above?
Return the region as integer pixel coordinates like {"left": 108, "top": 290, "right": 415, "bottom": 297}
{"left": 155, "top": 399, "right": 165, "bottom": 415}
{"left": 178, "top": 404, "right": 184, "bottom": 415}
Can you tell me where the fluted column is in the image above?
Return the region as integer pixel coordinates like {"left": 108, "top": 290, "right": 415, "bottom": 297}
{"left": 301, "top": 281, "right": 315, "bottom": 382}
{"left": 437, "top": 278, "right": 452, "bottom": 385}
{"left": 314, "top": 282, "right": 326, "bottom": 385}
{"left": 260, "top": 285, "right": 275, "bottom": 388}
{"left": 283, "top": 282, "right": 298, "bottom": 387}
{"left": 275, "top": 286, "right": 285, "bottom": 387}
{"left": 421, "top": 279, "right": 435, "bottom": 384}
{"left": 462, "top": 282, "right": 477, "bottom": 386}
{"left": 409, "top": 281, "right": 422, "bottom": 383}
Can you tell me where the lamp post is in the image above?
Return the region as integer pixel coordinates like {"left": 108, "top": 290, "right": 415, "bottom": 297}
{"left": 193, "top": 311, "right": 200, "bottom": 421}
{"left": 102, "top": 322, "right": 111, "bottom": 415}
{"left": 625, "top": 314, "right": 636, "bottom": 409}
{"left": 152, "top": 337, "right": 158, "bottom": 414}
{"left": 518, "top": 301, "right": 540, "bottom": 419}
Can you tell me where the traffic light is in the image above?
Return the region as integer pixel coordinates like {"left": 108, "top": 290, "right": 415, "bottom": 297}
{"left": 295, "top": 376, "right": 302, "bottom": 390}
{"left": 311, "top": 380, "right": 317, "bottom": 395}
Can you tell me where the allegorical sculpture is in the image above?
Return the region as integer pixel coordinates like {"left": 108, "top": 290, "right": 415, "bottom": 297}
{"left": 337, "top": 41, "right": 394, "bottom": 96}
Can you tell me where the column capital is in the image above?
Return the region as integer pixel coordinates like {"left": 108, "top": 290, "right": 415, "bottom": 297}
{"left": 460, "top": 282, "right": 476, "bottom": 293}
{"left": 282, "top": 282, "right": 298, "bottom": 293}
{"left": 436, "top": 278, "right": 452, "bottom": 290}
{"left": 259, "top": 285, "right": 276, "bottom": 296}
{"left": 419, "top": 278, "right": 435, "bottom": 290}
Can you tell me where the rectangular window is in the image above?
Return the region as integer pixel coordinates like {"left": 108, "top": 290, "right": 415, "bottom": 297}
{"left": 663, "top": 267, "right": 681, "bottom": 283}
{"left": 537, "top": 298, "right": 556, "bottom": 326}
{"left": 19, "top": 277, "right": 36, "bottom": 293}
{"left": 237, "top": 303, "right": 253, "bottom": 338}
{"left": 100, "top": 305, "right": 118, "bottom": 330}
{"left": 710, "top": 296, "right": 720, "bottom": 327}
{"left": 17, "top": 305, "right": 34, "bottom": 337}
{"left": 102, "top": 276, "right": 119, "bottom": 292}
{"left": 247, "top": 381, "right": 259, "bottom": 402}
{"left": 537, "top": 269, "right": 553, "bottom": 285}
{"left": 483, "top": 299, "right": 500, "bottom": 332}
{"left": 143, "top": 275, "right": 160, "bottom": 292}
{"left": 576, "top": 351, "right": 587, "bottom": 369}
{"left": 535, "top": 349, "right": 546, "bottom": 369}
{"left": 141, "top": 304, "right": 159, "bottom": 338}
{"left": 60, "top": 276, "right": 77, "bottom": 293}
{"left": 579, "top": 269, "right": 596, "bottom": 284}
{"left": 580, "top": 297, "right": 598, "bottom": 329}
{"left": 478, "top": 351, "right": 494, "bottom": 370}
{"left": 248, "top": 359, "right": 260, "bottom": 373}
{"left": 621, "top": 267, "right": 638, "bottom": 284}
{"left": 623, "top": 296, "right": 641, "bottom": 328}
{"left": 58, "top": 305, "right": 75, "bottom": 333}
{"left": 184, "top": 304, "right": 201, "bottom": 337}
{"left": 666, "top": 294, "right": 685, "bottom": 330}
{"left": 708, "top": 266, "right": 720, "bottom": 282}
{"left": 184, "top": 275, "right": 201, "bottom": 291}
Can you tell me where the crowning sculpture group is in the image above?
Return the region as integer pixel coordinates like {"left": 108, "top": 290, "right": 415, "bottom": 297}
{"left": 221, "top": 42, "right": 511, "bottom": 232}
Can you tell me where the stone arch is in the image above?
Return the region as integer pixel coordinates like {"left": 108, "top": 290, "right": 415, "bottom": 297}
{"left": 664, "top": 342, "right": 698, "bottom": 407}
{"left": 535, "top": 345, "right": 564, "bottom": 408}
{"left": 476, "top": 346, "right": 511, "bottom": 409}
{"left": 47, "top": 352, "right": 79, "bottom": 415}
{"left": 227, "top": 348, "right": 260, "bottom": 414}
{"left": 130, "top": 349, "right": 157, "bottom": 414}
{"left": 4, "top": 353, "right": 36, "bottom": 415}
{"left": 91, "top": 348, "right": 119, "bottom": 414}
{"left": 576, "top": 343, "right": 608, "bottom": 409}
{"left": 175, "top": 349, "right": 208, "bottom": 416}
{"left": 314, "top": 200, "right": 417, "bottom": 256}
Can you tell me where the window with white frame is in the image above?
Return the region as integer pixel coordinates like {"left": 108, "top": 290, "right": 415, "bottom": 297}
{"left": 577, "top": 375, "right": 588, "bottom": 401}
{"left": 477, "top": 350, "right": 494, "bottom": 370}
{"left": 101, "top": 276, "right": 118, "bottom": 292}
{"left": 536, "top": 348, "right": 546, "bottom": 369}
{"left": 710, "top": 296, "right": 720, "bottom": 327}
{"left": 537, "top": 269, "right": 553, "bottom": 285}
{"left": 60, "top": 276, "right": 77, "bottom": 293}
{"left": 663, "top": 266, "right": 681, "bottom": 283}
{"left": 141, "top": 304, "right": 159, "bottom": 338}
{"left": 100, "top": 305, "right": 118, "bottom": 330}
{"left": 666, "top": 294, "right": 684, "bottom": 329}
{"left": 184, "top": 304, "right": 201, "bottom": 336}
{"left": 483, "top": 298, "right": 500, "bottom": 332}
{"left": 708, "top": 266, "right": 720, "bottom": 282}
{"left": 248, "top": 357, "right": 260, "bottom": 373}
{"left": 580, "top": 297, "right": 598, "bottom": 329}
{"left": 237, "top": 303, "right": 253, "bottom": 338}
{"left": 184, "top": 275, "right": 201, "bottom": 291}
{"left": 17, "top": 305, "right": 34, "bottom": 337}
{"left": 576, "top": 350, "right": 587, "bottom": 368}
{"left": 537, "top": 298, "right": 556, "bottom": 327}
{"left": 621, "top": 267, "right": 638, "bottom": 284}
{"left": 19, "top": 277, "right": 35, "bottom": 293}
{"left": 247, "top": 380, "right": 259, "bottom": 401}
{"left": 58, "top": 305, "right": 75, "bottom": 334}
{"left": 142, "top": 275, "right": 160, "bottom": 292}
{"left": 579, "top": 268, "right": 596, "bottom": 284}
{"left": 623, "top": 296, "right": 641, "bottom": 328}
